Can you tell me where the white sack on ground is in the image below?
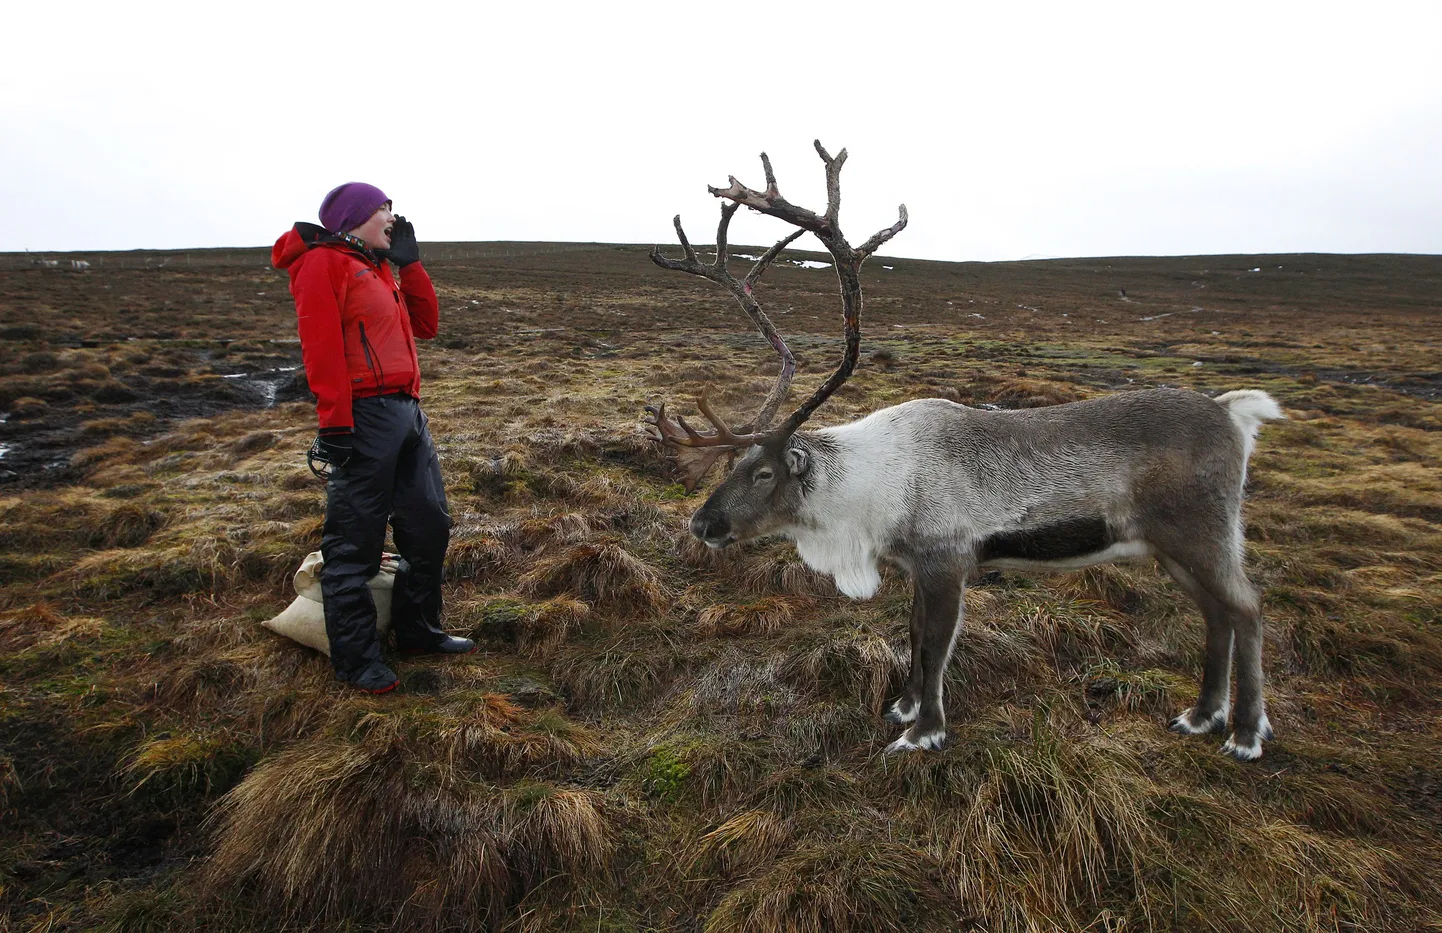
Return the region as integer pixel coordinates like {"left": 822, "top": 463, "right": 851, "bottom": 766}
{"left": 261, "top": 551, "right": 399, "bottom": 656}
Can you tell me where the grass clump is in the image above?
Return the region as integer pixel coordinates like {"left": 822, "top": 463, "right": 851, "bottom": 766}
{"left": 1080, "top": 660, "right": 1187, "bottom": 716}
{"left": 703, "top": 838, "right": 949, "bottom": 933}
{"left": 206, "top": 738, "right": 513, "bottom": 929}
{"left": 206, "top": 704, "right": 612, "bottom": 931}
{"left": 521, "top": 537, "right": 668, "bottom": 614}
{"left": 124, "top": 731, "right": 256, "bottom": 805}
{"left": 697, "top": 596, "right": 804, "bottom": 637}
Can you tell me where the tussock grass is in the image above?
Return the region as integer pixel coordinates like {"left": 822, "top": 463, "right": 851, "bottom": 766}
{"left": 554, "top": 631, "right": 689, "bottom": 713}
{"left": 124, "top": 731, "right": 255, "bottom": 804}
{"left": 1008, "top": 595, "right": 1138, "bottom": 669}
{"left": 500, "top": 781, "right": 612, "bottom": 884}
{"left": 881, "top": 710, "right": 1154, "bottom": 928}
{"left": 1080, "top": 660, "right": 1187, "bottom": 716}
{"left": 207, "top": 708, "right": 612, "bottom": 930}
{"left": 442, "top": 694, "right": 603, "bottom": 778}
{"left": 446, "top": 527, "right": 517, "bottom": 583}
{"left": 689, "top": 807, "right": 793, "bottom": 876}
{"left": 206, "top": 738, "right": 515, "bottom": 928}
{"left": 697, "top": 596, "right": 806, "bottom": 636}
{"left": 962, "top": 373, "right": 1088, "bottom": 409}
{"left": 703, "top": 838, "right": 949, "bottom": 933}
{"left": 1290, "top": 611, "right": 1442, "bottom": 677}
{"left": 224, "top": 430, "right": 276, "bottom": 458}
{"left": 786, "top": 622, "right": 906, "bottom": 714}
{"left": 686, "top": 654, "right": 799, "bottom": 720}
{"left": 0, "top": 601, "right": 70, "bottom": 652}
{"left": 737, "top": 548, "right": 836, "bottom": 597}
{"left": 676, "top": 530, "right": 731, "bottom": 569}
{"left": 6, "top": 250, "right": 1442, "bottom": 931}
{"left": 91, "top": 502, "right": 168, "bottom": 548}
{"left": 520, "top": 537, "right": 668, "bottom": 614}
{"left": 1061, "top": 562, "right": 1172, "bottom": 616}
{"left": 777, "top": 701, "right": 878, "bottom": 759}
{"left": 516, "top": 597, "right": 592, "bottom": 657}
{"left": 66, "top": 539, "right": 244, "bottom": 600}
{"left": 151, "top": 640, "right": 321, "bottom": 723}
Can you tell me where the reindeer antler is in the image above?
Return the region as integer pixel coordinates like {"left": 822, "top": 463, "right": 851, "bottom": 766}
{"left": 712, "top": 141, "right": 908, "bottom": 437}
{"left": 645, "top": 141, "right": 907, "bottom": 490}
{"left": 645, "top": 203, "right": 805, "bottom": 491}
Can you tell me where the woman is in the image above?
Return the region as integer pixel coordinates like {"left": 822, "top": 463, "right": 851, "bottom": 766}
{"left": 272, "top": 182, "right": 472, "bottom": 694}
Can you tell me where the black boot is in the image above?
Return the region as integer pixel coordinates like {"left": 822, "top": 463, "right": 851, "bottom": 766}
{"left": 399, "top": 635, "right": 475, "bottom": 657}
{"left": 339, "top": 660, "right": 399, "bottom": 694}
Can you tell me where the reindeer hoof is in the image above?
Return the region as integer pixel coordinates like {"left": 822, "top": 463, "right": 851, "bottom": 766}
{"left": 884, "top": 699, "right": 918, "bottom": 725}
{"left": 1168, "top": 707, "right": 1229, "bottom": 735}
{"left": 884, "top": 728, "right": 946, "bottom": 754}
{"left": 1220, "top": 733, "right": 1265, "bottom": 762}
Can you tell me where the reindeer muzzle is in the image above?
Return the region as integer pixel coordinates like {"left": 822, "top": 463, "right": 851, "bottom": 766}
{"left": 690, "top": 509, "right": 735, "bottom": 548}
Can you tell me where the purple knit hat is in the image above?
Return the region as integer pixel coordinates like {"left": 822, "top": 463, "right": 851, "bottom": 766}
{"left": 318, "top": 182, "right": 390, "bottom": 234}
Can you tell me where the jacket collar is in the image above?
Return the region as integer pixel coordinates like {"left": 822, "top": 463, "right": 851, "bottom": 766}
{"left": 273, "top": 222, "right": 386, "bottom": 270}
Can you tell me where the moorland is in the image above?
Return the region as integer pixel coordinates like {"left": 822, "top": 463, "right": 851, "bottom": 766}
{"left": 1, "top": 243, "right": 1440, "bottom": 931}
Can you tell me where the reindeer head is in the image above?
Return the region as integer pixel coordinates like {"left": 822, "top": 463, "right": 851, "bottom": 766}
{"left": 644, "top": 141, "right": 906, "bottom": 546}
{"left": 689, "top": 434, "right": 819, "bottom": 548}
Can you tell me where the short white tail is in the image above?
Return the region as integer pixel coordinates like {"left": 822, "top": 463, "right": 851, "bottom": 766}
{"left": 1215, "top": 390, "right": 1286, "bottom": 462}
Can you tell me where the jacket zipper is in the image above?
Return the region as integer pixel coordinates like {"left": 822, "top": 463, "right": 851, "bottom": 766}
{"left": 358, "top": 321, "right": 386, "bottom": 390}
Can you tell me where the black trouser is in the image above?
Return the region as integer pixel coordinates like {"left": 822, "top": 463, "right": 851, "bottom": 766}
{"left": 320, "top": 394, "right": 452, "bottom": 676}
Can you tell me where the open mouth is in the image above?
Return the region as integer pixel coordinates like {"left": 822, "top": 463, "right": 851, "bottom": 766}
{"left": 382, "top": 225, "right": 394, "bottom": 238}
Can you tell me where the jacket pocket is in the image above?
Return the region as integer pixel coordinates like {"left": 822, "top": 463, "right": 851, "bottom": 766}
{"left": 358, "top": 321, "right": 385, "bottom": 389}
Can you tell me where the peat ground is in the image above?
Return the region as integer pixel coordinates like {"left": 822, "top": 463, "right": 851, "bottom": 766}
{"left": 1, "top": 243, "right": 1440, "bottom": 931}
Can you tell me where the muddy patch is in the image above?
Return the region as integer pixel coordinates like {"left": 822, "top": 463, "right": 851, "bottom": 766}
{"left": 0, "top": 357, "right": 309, "bottom": 489}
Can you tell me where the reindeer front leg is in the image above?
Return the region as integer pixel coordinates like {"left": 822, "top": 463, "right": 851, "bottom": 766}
{"left": 886, "top": 563, "right": 966, "bottom": 753}
{"left": 884, "top": 579, "right": 928, "bottom": 726}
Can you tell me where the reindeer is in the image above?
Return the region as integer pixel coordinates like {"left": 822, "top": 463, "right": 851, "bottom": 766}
{"left": 646, "top": 142, "right": 1286, "bottom": 761}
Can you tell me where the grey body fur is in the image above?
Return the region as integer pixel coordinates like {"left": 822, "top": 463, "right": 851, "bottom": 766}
{"left": 691, "top": 386, "right": 1285, "bottom": 760}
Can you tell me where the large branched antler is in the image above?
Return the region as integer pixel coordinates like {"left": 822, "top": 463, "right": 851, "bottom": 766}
{"left": 712, "top": 141, "right": 908, "bottom": 436}
{"left": 644, "top": 203, "right": 805, "bottom": 491}
{"left": 645, "top": 141, "right": 907, "bottom": 491}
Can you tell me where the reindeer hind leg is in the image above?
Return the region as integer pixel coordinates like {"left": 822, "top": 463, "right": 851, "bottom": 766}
{"left": 1160, "top": 542, "right": 1271, "bottom": 761}
{"left": 1218, "top": 570, "right": 1271, "bottom": 761}
{"left": 1158, "top": 554, "right": 1233, "bottom": 736}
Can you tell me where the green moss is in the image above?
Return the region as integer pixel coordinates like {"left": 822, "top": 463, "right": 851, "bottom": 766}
{"left": 642, "top": 746, "right": 690, "bottom": 802}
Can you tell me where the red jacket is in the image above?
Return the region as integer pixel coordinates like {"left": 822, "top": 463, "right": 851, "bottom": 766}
{"left": 272, "top": 223, "right": 439, "bottom": 431}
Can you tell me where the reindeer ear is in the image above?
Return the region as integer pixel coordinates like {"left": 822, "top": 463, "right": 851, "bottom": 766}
{"left": 785, "top": 445, "right": 810, "bottom": 477}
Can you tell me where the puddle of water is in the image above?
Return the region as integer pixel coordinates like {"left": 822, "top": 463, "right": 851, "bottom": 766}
{"left": 220, "top": 366, "right": 301, "bottom": 407}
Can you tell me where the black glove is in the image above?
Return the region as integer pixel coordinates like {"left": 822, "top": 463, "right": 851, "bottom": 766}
{"left": 380, "top": 215, "right": 420, "bottom": 268}
{"left": 308, "top": 430, "right": 354, "bottom": 480}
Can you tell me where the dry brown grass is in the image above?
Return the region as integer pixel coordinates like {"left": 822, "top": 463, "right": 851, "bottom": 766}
{"left": 205, "top": 737, "right": 516, "bottom": 928}
{"left": 787, "top": 622, "right": 906, "bottom": 715}
{"left": 737, "top": 547, "right": 836, "bottom": 596}
{"left": 204, "top": 701, "right": 612, "bottom": 930}
{"left": 702, "top": 838, "right": 949, "bottom": 933}
{"left": 696, "top": 596, "right": 807, "bottom": 637}
{"left": 520, "top": 537, "right": 668, "bottom": 614}
{"left": 4, "top": 247, "right": 1441, "bottom": 932}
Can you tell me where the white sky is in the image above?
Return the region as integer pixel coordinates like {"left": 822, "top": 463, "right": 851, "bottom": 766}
{"left": 4, "top": 1, "right": 1440, "bottom": 261}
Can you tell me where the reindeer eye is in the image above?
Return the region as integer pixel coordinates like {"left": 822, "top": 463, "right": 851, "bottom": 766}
{"left": 753, "top": 467, "right": 774, "bottom": 483}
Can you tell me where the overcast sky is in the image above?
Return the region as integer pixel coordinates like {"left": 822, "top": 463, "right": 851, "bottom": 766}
{"left": 5, "top": 1, "right": 1440, "bottom": 262}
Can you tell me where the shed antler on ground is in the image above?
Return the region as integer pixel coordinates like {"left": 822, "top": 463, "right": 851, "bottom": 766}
{"left": 645, "top": 141, "right": 908, "bottom": 490}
